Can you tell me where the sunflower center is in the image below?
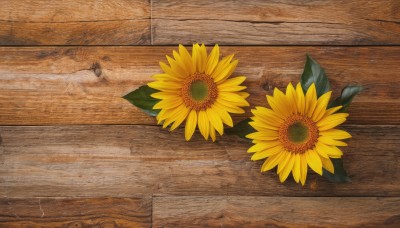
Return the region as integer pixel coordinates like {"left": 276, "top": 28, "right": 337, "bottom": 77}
{"left": 278, "top": 115, "right": 318, "bottom": 154}
{"left": 181, "top": 72, "right": 218, "bottom": 111}
{"left": 190, "top": 81, "right": 209, "bottom": 101}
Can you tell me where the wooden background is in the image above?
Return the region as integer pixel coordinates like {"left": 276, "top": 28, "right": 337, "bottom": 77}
{"left": 0, "top": 0, "right": 399, "bottom": 227}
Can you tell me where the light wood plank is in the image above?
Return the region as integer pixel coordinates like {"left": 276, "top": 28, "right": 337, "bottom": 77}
{"left": 153, "top": 196, "right": 400, "bottom": 227}
{"left": 1, "top": 125, "right": 399, "bottom": 197}
{"left": 0, "top": 0, "right": 150, "bottom": 45}
{"left": 0, "top": 197, "right": 151, "bottom": 227}
{"left": 0, "top": 46, "right": 399, "bottom": 125}
{"left": 152, "top": 0, "right": 400, "bottom": 45}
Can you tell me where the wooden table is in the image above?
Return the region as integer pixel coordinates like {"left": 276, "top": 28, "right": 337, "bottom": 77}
{"left": 1, "top": 0, "right": 399, "bottom": 227}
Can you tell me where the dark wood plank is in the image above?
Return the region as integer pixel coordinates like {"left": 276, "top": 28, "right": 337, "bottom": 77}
{"left": 0, "top": 197, "right": 151, "bottom": 227}
{"left": 0, "top": 46, "right": 399, "bottom": 125}
{"left": 1, "top": 125, "right": 399, "bottom": 197}
{"left": 152, "top": 0, "right": 400, "bottom": 45}
{"left": 0, "top": 0, "right": 150, "bottom": 45}
{"left": 153, "top": 196, "right": 400, "bottom": 227}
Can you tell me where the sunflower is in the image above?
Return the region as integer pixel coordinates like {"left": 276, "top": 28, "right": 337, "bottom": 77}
{"left": 148, "top": 44, "right": 249, "bottom": 141}
{"left": 247, "top": 83, "right": 351, "bottom": 185}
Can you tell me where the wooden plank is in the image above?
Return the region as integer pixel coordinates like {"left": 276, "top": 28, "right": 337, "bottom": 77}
{"left": 0, "top": 46, "right": 399, "bottom": 125}
{"left": 152, "top": 0, "right": 400, "bottom": 45}
{"left": 0, "top": 197, "right": 151, "bottom": 227}
{"left": 153, "top": 196, "right": 400, "bottom": 227}
{"left": 0, "top": 0, "right": 150, "bottom": 45}
{"left": 1, "top": 125, "right": 399, "bottom": 197}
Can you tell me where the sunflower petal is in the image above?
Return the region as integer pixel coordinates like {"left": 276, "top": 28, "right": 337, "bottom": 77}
{"left": 205, "top": 44, "right": 219, "bottom": 75}
{"left": 185, "top": 110, "right": 197, "bottom": 141}
{"left": 305, "top": 150, "right": 323, "bottom": 175}
{"left": 280, "top": 153, "right": 295, "bottom": 183}
{"left": 206, "top": 108, "right": 223, "bottom": 135}
{"left": 251, "top": 146, "right": 283, "bottom": 160}
{"left": 320, "top": 129, "right": 352, "bottom": 139}
{"left": 198, "top": 110, "right": 210, "bottom": 140}
{"left": 320, "top": 156, "right": 334, "bottom": 174}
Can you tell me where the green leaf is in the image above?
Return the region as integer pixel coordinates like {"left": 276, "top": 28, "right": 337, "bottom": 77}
{"left": 122, "top": 85, "right": 160, "bottom": 116}
{"left": 322, "top": 158, "right": 351, "bottom": 183}
{"left": 328, "top": 85, "right": 363, "bottom": 112}
{"left": 225, "top": 118, "right": 255, "bottom": 140}
{"left": 300, "top": 54, "right": 331, "bottom": 98}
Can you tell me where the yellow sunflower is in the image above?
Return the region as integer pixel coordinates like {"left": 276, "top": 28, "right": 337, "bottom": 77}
{"left": 148, "top": 44, "right": 249, "bottom": 141}
{"left": 247, "top": 83, "right": 351, "bottom": 185}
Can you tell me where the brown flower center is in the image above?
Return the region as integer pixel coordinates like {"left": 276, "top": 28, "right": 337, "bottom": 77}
{"left": 181, "top": 72, "right": 218, "bottom": 111}
{"left": 278, "top": 115, "right": 318, "bottom": 154}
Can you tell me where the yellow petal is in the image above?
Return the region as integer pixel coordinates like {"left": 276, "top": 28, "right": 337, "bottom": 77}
{"left": 300, "top": 154, "right": 308, "bottom": 186}
{"left": 296, "top": 83, "right": 306, "bottom": 114}
{"left": 215, "top": 100, "right": 245, "bottom": 114}
{"left": 166, "top": 55, "right": 188, "bottom": 78}
{"left": 206, "top": 108, "right": 223, "bottom": 135}
{"left": 251, "top": 146, "right": 283, "bottom": 160}
{"left": 213, "top": 105, "right": 233, "bottom": 127}
{"left": 192, "top": 43, "right": 201, "bottom": 73}
{"left": 320, "top": 129, "right": 351, "bottom": 139}
{"left": 148, "top": 80, "right": 182, "bottom": 91}
{"left": 247, "top": 141, "right": 282, "bottom": 153}
{"left": 249, "top": 118, "right": 279, "bottom": 131}
{"left": 152, "top": 73, "right": 182, "bottom": 82}
{"left": 209, "top": 121, "right": 216, "bottom": 142}
{"left": 305, "top": 83, "right": 317, "bottom": 118}
{"left": 185, "top": 110, "right": 197, "bottom": 141}
{"left": 323, "top": 105, "right": 342, "bottom": 118}
{"left": 198, "top": 110, "right": 210, "bottom": 140}
{"left": 273, "top": 88, "right": 291, "bottom": 116}
{"left": 277, "top": 151, "right": 291, "bottom": 174}
{"left": 317, "top": 113, "right": 349, "bottom": 131}
{"left": 205, "top": 44, "right": 219, "bottom": 75}
{"left": 218, "top": 76, "right": 246, "bottom": 87}
{"left": 315, "top": 142, "right": 343, "bottom": 158}
{"left": 261, "top": 152, "right": 286, "bottom": 172}
{"left": 285, "top": 82, "right": 298, "bottom": 112}
{"left": 319, "top": 136, "right": 348, "bottom": 146}
{"left": 214, "top": 60, "right": 238, "bottom": 83}
{"left": 170, "top": 106, "right": 190, "bottom": 131}
{"left": 218, "top": 85, "right": 247, "bottom": 92}
{"left": 219, "top": 92, "right": 250, "bottom": 107}
{"left": 151, "top": 91, "right": 180, "bottom": 100}
{"left": 292, "top": 154, "right": 301, "bottom": 183}
{"left": 320, "top": 156, "right": 334, "bottom": 174}
{"left": 246, "top": 130, "right": 279, "bottom": 141}
{"left": 312, "top": 91, "right": 332, "bottom": 121}
{"left": 279, "top": 153, "right": 295, "bottom": 183}
{"left": 251, "top": 107, "right": 284, "bottom": 126}
{"left": 267, "top": 95, "right": 288, "bottom": 117}
{"left": 305, "top": 150, "right": 323, "bottom": 175}
{"left": 153, "top": 98, "right": 182, "bottom": 110}
{"left": 178, "top": 45, "right": 194, "bottom": 74}
{"left": 164, "top": 105, "right": 190, "bottom": 130}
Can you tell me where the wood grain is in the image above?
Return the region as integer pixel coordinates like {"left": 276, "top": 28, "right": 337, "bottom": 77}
{"left": 0, "top": 46, "right": 399, "bottom": 125}
{"left": 1, "top": 125, "right": 399, "bottom": 197}
{"left": 153, "top": 196, "right": 400, "bottom": 227}
{"left": 0, "top": 0, "right": 150, "bottom": 45}
{"left": 0, "top": 197, "right": 151, "bottom": 227}
{"left": 152, "top": 0, "right": 400, "bottom": 45}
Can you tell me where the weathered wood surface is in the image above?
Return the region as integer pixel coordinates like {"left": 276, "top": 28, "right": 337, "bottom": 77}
{"left": 0, "top": 46, "right": 399, "bottom": 125}
{"left": 152, "top": 0, "right": 400, "bottom": 45}
{"left": 0, "top": 197, "right": 151, "bottom": 227}
{"left": 1, "top": 125, "right": 399, "bottom": 197}
{"left": 153, "top": 196, "right": 400, "bottom": 227}
{"left": 0, "top": 0, "right": 150, "bottom": 45}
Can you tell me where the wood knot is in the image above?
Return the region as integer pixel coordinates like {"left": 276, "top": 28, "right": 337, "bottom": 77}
{"left": 259, "top": 75, "right": 272, "bottom": 91}
{"left": 91, "top": 62, "right": 102, "bottom": 77}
